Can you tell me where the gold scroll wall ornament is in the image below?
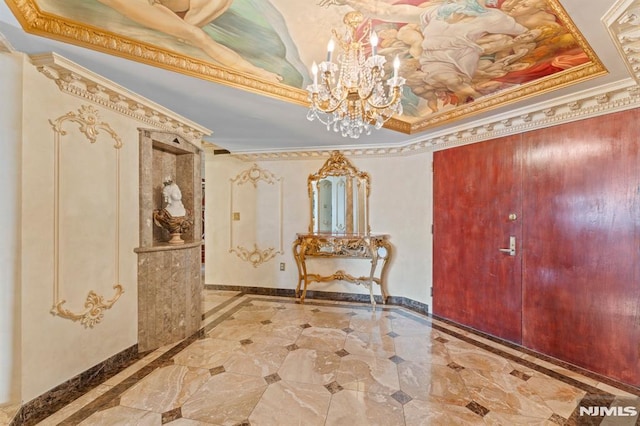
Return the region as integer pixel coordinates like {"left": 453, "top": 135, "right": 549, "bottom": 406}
{"left": 229, "top": 164, "right": 283, "bottom": 267}
{"left": 231, "top": 244, "right": 279, "bottom": 269}
{"left": 49, "top": 105, "right": 124, "bottom": 327}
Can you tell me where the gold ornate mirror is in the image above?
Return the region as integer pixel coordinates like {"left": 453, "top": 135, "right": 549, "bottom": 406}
{"left": 308, "top": 151, "right": 370, "bottom": 235}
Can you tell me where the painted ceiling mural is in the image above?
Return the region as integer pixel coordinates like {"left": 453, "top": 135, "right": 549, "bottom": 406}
{"left": 6, "top": 0, "right": 606, "bottom": 134}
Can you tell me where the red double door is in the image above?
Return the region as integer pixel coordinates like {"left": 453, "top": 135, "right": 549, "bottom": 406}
{"left": 433, "top": 110, "right": 640, "bottom": 386}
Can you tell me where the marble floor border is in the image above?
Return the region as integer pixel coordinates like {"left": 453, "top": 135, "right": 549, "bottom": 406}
{"left": 204, "top": 283, "right": 430, "bottom": 316}
{"left": 202, "top": 290, "right": 244, "bottom": 321}
{"left": 430, "top": 314, "right": 640, "bottom": 398}
{"left": 29, "top": 292, "right": 639, "bottom": 425}
{"left": 9, "top": 344, "right": 143, "bottom": 426}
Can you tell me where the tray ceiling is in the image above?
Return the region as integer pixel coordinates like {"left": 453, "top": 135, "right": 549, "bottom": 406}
{"left": 1, "top": 0, "right": 638, "bottom": 154}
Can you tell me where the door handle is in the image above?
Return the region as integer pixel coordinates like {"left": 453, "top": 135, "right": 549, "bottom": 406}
{"left": 498, "top": 236, "right": 516, "bottom": 256}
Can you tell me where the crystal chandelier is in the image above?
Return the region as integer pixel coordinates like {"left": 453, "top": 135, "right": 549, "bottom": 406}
{"left": 306, "top": 11, "right": 405, "bottom": 139}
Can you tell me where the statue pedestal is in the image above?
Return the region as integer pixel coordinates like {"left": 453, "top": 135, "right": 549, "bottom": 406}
{"left": 134, "top": 241, "right": 202, "bottom": 352}
{"left": 169, "top": 233, "right": 184, "bottom": 245}
{"left": 153, "top": 209, "right": 192, "bottom": 245}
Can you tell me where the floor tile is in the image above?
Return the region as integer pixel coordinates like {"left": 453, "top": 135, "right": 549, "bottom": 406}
{"left": 248, "top": 380, "right": 331, "bottom": 426}
{"left": 325, "top": 390, "right": 404, "bottom": 426}
{"left": 180, "top": 372, "right": 266, "bottom": 425}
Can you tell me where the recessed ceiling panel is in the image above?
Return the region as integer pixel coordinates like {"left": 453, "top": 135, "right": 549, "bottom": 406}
{"left": 6, "top": 0, "right": 606, "bottom": 134}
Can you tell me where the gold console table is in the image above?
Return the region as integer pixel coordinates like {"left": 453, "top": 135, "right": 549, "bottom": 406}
{"left": 292, "top": 233, "right": 392, "bottom": 306}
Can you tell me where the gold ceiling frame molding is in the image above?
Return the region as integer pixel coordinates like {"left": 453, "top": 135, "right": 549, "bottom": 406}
{"left": 231, "top": 79, "right": 640, "bottom": 161}
{"left": 50, "top": 105, "right": 124, "bottom": 328}
{"left": 409, "top": 62, "right": 607, "bottom": 134}
{"left": 5, "top": 0, "right": 604, "bottom": 136}
{"left": 29, "top": 53, "right": 211, "bottom": 143}
{"left": 5, "top": 0, "right": 307, "bottom": 106}
{"left": 405, "top": 0, "right": 607, "bottom": 134}
{"left": 229, "top": 164, "right": 283, "bottom": 268}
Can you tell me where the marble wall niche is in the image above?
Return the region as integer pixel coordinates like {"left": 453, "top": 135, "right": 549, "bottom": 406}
{"left": 135, "top": 129, "right": 203, "bottom": 352}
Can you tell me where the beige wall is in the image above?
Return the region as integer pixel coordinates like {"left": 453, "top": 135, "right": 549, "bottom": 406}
{"left": 0, "top": 52, "right": 23, "bottom": 407}
{"left": 204, "top": 151, "right": 434, "bottom": 306}
{"left": 17, "top": 56, "right": 140, "bottom": 403}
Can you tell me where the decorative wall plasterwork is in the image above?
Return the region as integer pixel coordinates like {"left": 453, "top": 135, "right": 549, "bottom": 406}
{"left": 230, "top": 78, "right": 640, "bottom": 161}
{"left": 50, "top": 105, "right": 124, "bottom": 327}
{"left": 606, "top": 0, "right": 640, "bottom": 85}
{"left": 229, "top": 164, "right": 283, "bottom": 268}
{"left": 30, "top": 52, "right": 211, "bottom": 144}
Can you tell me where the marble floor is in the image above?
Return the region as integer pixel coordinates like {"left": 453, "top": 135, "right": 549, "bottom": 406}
{"left": 26, "top": 290, "right": 640, "bottom": 425}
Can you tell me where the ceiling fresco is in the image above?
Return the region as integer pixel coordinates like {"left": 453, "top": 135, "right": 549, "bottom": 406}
{"left": 6, "top": 0, "right": 606, "bottom": 135}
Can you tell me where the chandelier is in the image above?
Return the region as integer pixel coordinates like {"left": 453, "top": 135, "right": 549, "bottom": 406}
{"left": 306, "top": 11, "right": 405, "bottom": 139}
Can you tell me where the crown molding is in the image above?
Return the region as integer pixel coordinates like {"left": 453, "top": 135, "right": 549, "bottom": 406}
{"left": 0, "top": 31, "right": 16, "bottom": 53}
{"left": 230, "top": 78, "right": 640, "bottom": 161}
{"left": 29, "top": 52, "right": 211, "bottom": 144}
{"left": 604, "top": 0, "right": 640, "bottom": 85}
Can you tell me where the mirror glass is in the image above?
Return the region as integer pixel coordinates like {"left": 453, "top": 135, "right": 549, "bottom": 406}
{"left": 309, "top": 152, "right": 369, "bottom": 235}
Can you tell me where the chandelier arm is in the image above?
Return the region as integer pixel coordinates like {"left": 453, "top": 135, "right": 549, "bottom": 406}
{"left": 365, "top": 86, "right": 402, "bottom": 110}
{"left": 322, "top": 72, "right": 347, "bottom": 104}
{"left": 316, "top": 99, "right": 347, "bottom": 114}
{"left": 356, "top": 21, "right": 371, "bottom": 44}
{"left": 311, "top": 73, "right": 349, "bottom": 114}
{"left": 357, "top": 65, "right": 380, "bottom": 101}
{"left": 311, "top": 92, "right": 347, "bottom": 115}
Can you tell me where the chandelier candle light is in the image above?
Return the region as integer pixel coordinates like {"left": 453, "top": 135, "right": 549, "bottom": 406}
{"left": 307, "top": 11, "right": 405, "bottom": 139}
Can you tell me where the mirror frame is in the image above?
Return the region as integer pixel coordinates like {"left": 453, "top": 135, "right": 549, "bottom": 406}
{"left": 308, "top": 151, "right": 370, "bottom": 235}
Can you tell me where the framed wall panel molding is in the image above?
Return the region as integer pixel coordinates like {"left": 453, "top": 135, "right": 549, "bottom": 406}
{"left": 49, "top": 105, "right": 124, "bottom": 327}
{"left": 229, "top": 164, "right": 283, "bottom": 267}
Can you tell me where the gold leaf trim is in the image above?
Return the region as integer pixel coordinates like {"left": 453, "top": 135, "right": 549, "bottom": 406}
{"left": 6, "top": 0, "right": 307, "bottom": 105}
{"left": 49, "top": 105, "right": 122, "bottom": 147}
{"left": 230, "top": 244, "right": 278, "bottom": 268}
{"left": 230, "top": 164, "right": 279, "bottom": 188}
{"left": 51, "top": 285, "right": 124, "bottom": 328}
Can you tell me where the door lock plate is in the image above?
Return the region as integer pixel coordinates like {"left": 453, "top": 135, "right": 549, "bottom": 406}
{"left": 499, "top": 236, "right": 516, "bottom": 256}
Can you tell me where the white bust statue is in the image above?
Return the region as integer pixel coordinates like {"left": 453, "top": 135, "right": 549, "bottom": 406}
{"left": 162, "top": 179, "right": 186, "bottom": 217}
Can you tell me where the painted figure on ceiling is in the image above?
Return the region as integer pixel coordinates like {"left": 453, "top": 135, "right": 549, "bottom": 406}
{"left": 96, "top": 0, "right": 284, "bottom": 82}
{"left": 319, "top": 0, "right": 587, "bottom": 117}
{"left": 320, "top": 0, "right": 528, "bottom": 113}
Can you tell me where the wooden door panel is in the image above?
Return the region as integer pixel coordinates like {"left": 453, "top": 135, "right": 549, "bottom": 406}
{"left": 434, "top": 135, "right": 523, "bottom": 343}
{"left": 522, "top": 110, "right": 640, "bottom": 385}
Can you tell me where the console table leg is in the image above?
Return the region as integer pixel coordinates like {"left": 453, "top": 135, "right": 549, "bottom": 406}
{"left": 368, "top": 282, "right": 376, "bottom": 308}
